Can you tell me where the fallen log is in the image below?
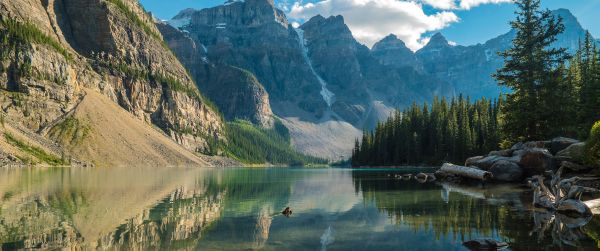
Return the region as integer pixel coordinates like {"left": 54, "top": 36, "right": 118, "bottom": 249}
{"left": 440, "top": 163, "right": 493, "bottom": 181}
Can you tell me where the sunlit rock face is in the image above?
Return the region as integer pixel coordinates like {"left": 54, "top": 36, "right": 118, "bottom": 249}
{"left": 0, "top": 0, "right": 223, "bottom": 156}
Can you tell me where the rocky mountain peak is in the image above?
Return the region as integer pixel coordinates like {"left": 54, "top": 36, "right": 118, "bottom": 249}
{"left": 302, "top": 15, "right": 345, "bottom": 28}
{"left": 186, "top": 0, "right": 287, "bottom": 27}
{"left": 553, "top": 8, "right": 579, "bottom": 26}
{"left": 425, "top": 32, "right": 450, "bottom": 48}
{"left": 300, "top": 15, "right": 352, "bottom": 39}
{"left": 372, "top": 34, "right": 409, "bottom": 52}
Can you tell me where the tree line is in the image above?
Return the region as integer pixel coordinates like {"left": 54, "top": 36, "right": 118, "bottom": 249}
{"left": 352, "top": 96, "right": 501, "bottom": 166}
{"left": 352, "top": 0, "right": 600, "bottom": 167}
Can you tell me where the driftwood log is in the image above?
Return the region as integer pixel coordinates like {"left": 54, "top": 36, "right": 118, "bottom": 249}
{"left": 530, "top": 166, "right": 600, "bottom": 216}
{"left": 441, "top": 163, "right": 493, "bottom": 181}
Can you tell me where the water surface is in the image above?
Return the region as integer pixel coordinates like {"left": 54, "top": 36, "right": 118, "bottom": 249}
{"left": 0, "top": 167, "right": 598, "bottom": 250}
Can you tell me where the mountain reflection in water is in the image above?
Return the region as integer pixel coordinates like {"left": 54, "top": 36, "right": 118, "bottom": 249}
{"left": 0, "top": 167, "right": 598, "bottom": 250}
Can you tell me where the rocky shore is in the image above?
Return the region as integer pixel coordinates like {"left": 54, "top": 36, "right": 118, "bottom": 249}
{"left": 434, "top": 137, "right": 598, "bottom": 184}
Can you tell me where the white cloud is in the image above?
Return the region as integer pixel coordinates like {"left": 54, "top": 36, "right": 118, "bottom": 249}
{"left": 421, "top": 0, "right": 456, "bottom": 9}
{"left": 458, "top": 0, "right": 513, "bottom": 10}
{"left": 288, "top": 0, "right": 459, "bottom": 51}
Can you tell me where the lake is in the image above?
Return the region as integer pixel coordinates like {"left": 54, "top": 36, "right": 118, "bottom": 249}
{"left": 0, "top": 167, "right": 598, "bottom": 250}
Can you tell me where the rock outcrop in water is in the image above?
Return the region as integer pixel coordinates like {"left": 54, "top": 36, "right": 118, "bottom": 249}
{"left": 0, "top": 0, "right": 225, "bottom": 166}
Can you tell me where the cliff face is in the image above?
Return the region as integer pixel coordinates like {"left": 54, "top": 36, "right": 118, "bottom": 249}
{"left": 0, "top": 0, "right": 224, "bottom": 163}
{"left": 168, "top": 0, "right": 328, "bottom": 120}
{"left": 157, "top": 21, "right": 274, "bottom": 127}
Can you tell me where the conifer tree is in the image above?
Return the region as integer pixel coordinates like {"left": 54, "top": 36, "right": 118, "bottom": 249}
{"left": 494, "top": 0, "right": 569, "bottom": 141}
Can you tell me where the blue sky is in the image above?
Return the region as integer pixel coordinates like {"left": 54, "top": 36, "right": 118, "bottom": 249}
{"left": 140, "top": 0, "right": 600, "bottom": 49}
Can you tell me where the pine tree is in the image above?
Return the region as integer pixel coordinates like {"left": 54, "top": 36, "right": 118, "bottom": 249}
{"left": 494, "top": 0, "right": 569, "bottom": 142}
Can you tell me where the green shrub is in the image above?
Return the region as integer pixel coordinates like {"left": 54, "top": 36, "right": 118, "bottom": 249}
{"left": 4, "top": 132, "right": 67, "bottom": 166}
{"left": 587, "top": 120, "right": 600, "bottom": 168}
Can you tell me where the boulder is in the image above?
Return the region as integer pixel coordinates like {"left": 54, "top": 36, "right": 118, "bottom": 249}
{"left": 510, "top": 142, "right": 524, "bottom": 151}
{"left": 470, "top": 155, "right": 504, "bottom": 170}
{"left": 489, "top": 149, "right": 513, "bottom": 157}
{"left": 556, "top": 142, "right": 586, "bottom": 164}
{"left": 516, "top": 148, "right": 555, "bottom": 176}
{"left": 560, "top": 161, "right": 591, "bottom": 172}
{"left": 471, "top": 155, "right": 520, "bottom": 171}
{"left": 550, "top": 137, "right": 580, "bottom": 155}
{"left": 490, "top": 160, "right": 524, "bottom": 182}
{"left": 524, "top": 141, "right": 550, "bottom": 149}
{"left": 465, "top": 156, "right": 485, "bottom": 167}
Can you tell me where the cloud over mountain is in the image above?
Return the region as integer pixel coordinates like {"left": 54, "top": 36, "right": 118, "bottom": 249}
{"left": 286, "top": 0, "right": 513, "bottom": 50}
{"left": 288, "top": 0, "right": 459, "bottom": 50}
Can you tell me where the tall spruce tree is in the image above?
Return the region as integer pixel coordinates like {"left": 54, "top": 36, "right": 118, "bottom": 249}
{"left": 578, "top": 32, "right": 600, "bottom": 137}
{"left": 494, "top": 0, "right": 570, "bottom": 141}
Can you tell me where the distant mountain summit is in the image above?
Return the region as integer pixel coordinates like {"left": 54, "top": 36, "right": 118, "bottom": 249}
{"left": 423, "top": 33, "right": 451, "bottom": 49}
{"left": 371, "top": 34, "right": 420, "bottom": 70}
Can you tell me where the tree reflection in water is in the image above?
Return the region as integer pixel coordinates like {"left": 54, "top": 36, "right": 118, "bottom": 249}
{"left": 351, "top": 169, "right": 599, "bottom": 250}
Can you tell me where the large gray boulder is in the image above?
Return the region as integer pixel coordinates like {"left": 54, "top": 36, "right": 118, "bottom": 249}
{"left": 511, "top": 142, "right": 525, "bottom": 151}
{"left": 515, "top": 148, "right": 555, "bottom": 176}
{"left": 470, "top": 155, "right": 521, "bottom": 171}
{"left": 470, "top": 155, "right": 506, "bottom": 170}
{"left": 465, "top": 156, "right": 485, "bottom": 167}
{"left": 489, "top": 149, "right": 513, "bottom": 157}
{"left": 556, "top": 142, "right": 587, "bottom": 164}
{"left": 550, "top": 137, "right": 580, "bottom": 155}
{"left": 490, "top": 160, "right": 523, "bottom": 182}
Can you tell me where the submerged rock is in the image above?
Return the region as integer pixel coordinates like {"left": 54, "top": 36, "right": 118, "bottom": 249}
{"left": 463, "top": 238, "right": 508, "bottom": 250}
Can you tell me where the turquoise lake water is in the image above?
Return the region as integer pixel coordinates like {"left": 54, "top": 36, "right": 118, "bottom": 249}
{"left": 0, "top": 167, "right": 598, "bottom": 250}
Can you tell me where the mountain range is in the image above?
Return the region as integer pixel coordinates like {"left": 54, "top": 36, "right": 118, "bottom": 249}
{"left": 161, "top": 0, "right": 598, "bottom": 159}
{"left": 0, "top": 0, "right": 597, "bottom": 165}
